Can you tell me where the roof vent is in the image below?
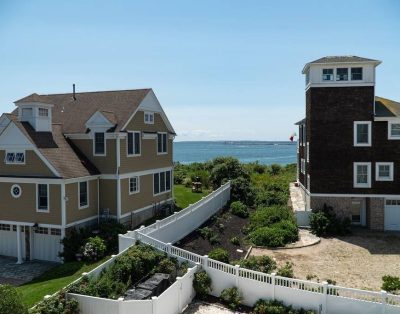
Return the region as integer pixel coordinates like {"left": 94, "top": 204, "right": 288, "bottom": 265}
{"left": 73, "top": 84, "right": 76, "bottom": 101}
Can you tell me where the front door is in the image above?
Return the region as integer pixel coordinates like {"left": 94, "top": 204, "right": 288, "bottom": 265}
{"left": 351, "top": 199, "right": 366, "bottom": 226}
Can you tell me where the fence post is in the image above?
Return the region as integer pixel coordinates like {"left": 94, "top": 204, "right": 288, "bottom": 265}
{"left": 176, "top": 276, "right": 182, "bottom": 312}
{"left": 322, "top": 281, "right": 328, "bottom": 314}
{"left": 166, "top": 242, "right": 172, "bottom": 257}
{"left": 235, "top": 265, "right": 240, "bottom": 287}
{"left": 203, "top": 255, "right": 209, "bottom": 271}
{"left": 271, "top": 273, "right": 276, "bottom": 300}
{"left": 381, "top": 290, "right": 387, "bottom": 314}
{"left": 118, "top": 297, "right": 124, "bottom": 314}
{"left": 174, "top": 212, "right": 178, "bottom": 221}
{"left": 156, "top": 220, "right": 160, "bottom": 230}
{"left": 152, "top": 296, "right": 158, "bottom": 314}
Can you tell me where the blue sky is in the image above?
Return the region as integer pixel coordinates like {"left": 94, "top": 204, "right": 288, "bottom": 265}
{"left": 1, "top": 0, "right": 399, "bottom": 141}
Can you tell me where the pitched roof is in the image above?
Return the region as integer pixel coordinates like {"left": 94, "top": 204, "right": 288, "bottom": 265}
{"left": 375, "top": 96, "right": 400, "bottom": 118}
{"left": 14, "top": 89, "right": 151, "bottom": 133}
{"left": 302, "top": 56, "right": 381, "bottom": 73}
{"left": 5, "top": 114, "right": 99, "bottom": 179}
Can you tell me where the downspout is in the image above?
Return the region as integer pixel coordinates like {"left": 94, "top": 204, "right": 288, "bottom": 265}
{"left": 116, "top": 134, "right": 121, "bottom": 220}
{"left": 61, "top": 182, "right": 66, "bottom": 262}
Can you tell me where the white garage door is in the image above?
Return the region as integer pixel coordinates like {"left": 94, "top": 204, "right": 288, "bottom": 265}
{"left": 385, "top": 199, "right": 400, "bottom": 231}
{"left": 0, "top": 225, "right": 25, "bottom": 258}
{"left": 32, "top": 229, "right": 62, "bottom": 262}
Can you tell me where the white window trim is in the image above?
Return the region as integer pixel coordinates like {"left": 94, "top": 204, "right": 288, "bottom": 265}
{"left": 129, "top": 176, "right": 140, "bottom": 195}
{"left": 93, "top": 132, "right": 106, "bottom": 156}
{"left": 376, "top": 162, "right": 394, "bottom": 182}
{"left": 322, "top": 68, "right": 334, "bottom": 81}
{"left": 5, "top": 150, "right": 26, "bottom": 165}
{"left": 10, "top": 184, "right": 22, "bottom": 198}
{"left": 388, "top": 121, "right": 400, "bottom": 140}
{"left": 127, "top": 131, "right": 141, "bottom": 157}
{"left": 302, "top": 125, "right": 306, "bottom": 147}
{"left": 78, "top": 181, "right": 89, "bottom": 209}
{"left": 144, "top": 112, "right": 154, "bottom": 125}
{"left": 157, "top": 132, "right": 168, "bottom": 155}
{"left": 353, "top": 121, "right": 372, "bottom": 147}
{"left": 36, "top": 184, "right": 50, "bottom": 213}
{"left": 307, "top": 174, "right": 310, "bottom": 191}
{"left": 153, "top": 170, "right": 172, "bottom": 196}
{"left": 301, "top": 158, "right": 305, "bottom": 174}
{"left": 353, "top": 162, "right": 371, "bottom": 188}
{"left": 306, "top": 142, "right": 309, "bottom": 162}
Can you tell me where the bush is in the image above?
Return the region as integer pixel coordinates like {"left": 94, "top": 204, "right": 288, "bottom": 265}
{"left": 98, "top": 219, "right": 127, "bottom": 253}
{"left": 230, "top": 201, "right": 249, "bottom": 218}
{"left": 183, "top": 177, "right": 192, "bottom": 188}
{"left": 382, "top": 275, "right": 400, "bottom": 294}
{"left": 253, "top": 299, "right": 316, "bottom": 314}
{"left": 310, "top": 204, "right": 351, "bottom": 236}
{"left": 268, "top": 164, "right": 282, "bottom": 176}
{"left": 248, "top": 220, "right": 298, "bottom": 247}
{"left": 220, "top": 287, "right": 242, "bottom": 310}
{"left": 208, "top": 248, "right": 229, "bottom": 263}
{"left": 83, "top": 236, "right": 107, "bottom": 261}
{"left": 237, "top": 256, "right": 277, "bottom": 274}
{"left": 210, "top": 157, "right": 250, "bottom": 189}
{"left": 198, "top": 227, "right": 214, "bottom": 241}
{"left": 277, "top": 262, "right": 294, "bottom": 278}
{"left": 209, "top": 235, "right": 220, "bottom": 245}
{"left": 30, "top": 290, "right": 78, "bottom": 314}
{"left": 255, "top": 189, "right": 288, "bottom": 207}
{"left": 249, "top": 205, "right": 293, "bottom": 230}
{"left": 60, "top": 227, "right": 91, "bottom": 262}
{"left": 193, "top": 271, "right": 212, "bottom": 299}
{"left": 230, "top": 176, "right": 256, "bottom": 206}
{"left": 230, "top": 236, "right": 240, "bottom": 246}
{"left": 0, "top": 285, "right": 27, "bottom": 314}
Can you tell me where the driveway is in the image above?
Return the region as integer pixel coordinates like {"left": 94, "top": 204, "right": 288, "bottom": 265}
{"left": 251, "top": 228, "right": 400, "bottom": 291}
{"left": 0, "top": 256, "right": 56, "bottom": 286}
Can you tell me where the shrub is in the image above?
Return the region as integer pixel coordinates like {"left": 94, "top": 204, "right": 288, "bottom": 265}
{"left": 310, "top": 204, "right": 351, "bottom": 236}
{"left": 183, "top": 177, "right": 192, "bottom": 188}
{"left": 193, "top": 271, "right": 212, "bottom": 299}
{"left": 208, "top": 248, "right": 229, "bottom": 263}
{"left": 220, "top": 287, "right": 242, "bottom": 310}
{"left": 230, "top": 201, "right": 249, "bottom": 218}
{"left": 198, "top": 227, "right": 214, "bottom": 241}
{"left": 255, "top": 189, "right": 288, "bottom": 207}
{"left": 268, "top": 164, "right": 282, "bottom": 176}
{"left": 382, "top": 275, "right": 400, "bottom": 294}
{"left": 252, "top": 162, "right": 266, "bottom": 174}
{"left": 277, "top": 262, "right": 294, "bottom": 278}
{"left": 209, "top": 235, "right": 220, "bottom": 245}
{"left": 237, "top": 256, "right": 277, "bottom": 274}
{"left": 156, "top": 258, "right": 177, "bottom": 279}
{"left": 30, "top": 290, "right": 79, "bottom": 314}
{"left": 230, "top": 176, "right": 256, "bottom": 206}
{"left": 210, "top": 157, "right": 249, "bottom": 189}
{"left": 98, "top": 219, "right": 127, "bottom": 253}
{"left": 83, "top": 236, "right": 107, "bottom": 261}
{"left": 253, "top": 299, "right": 316, "bottom": 314}
{"left": 0, "top": 285, "right": 27, "bottom": 314}
{"left": 249, "top": 205, "right": 293, "bottom": 230}
{"left": 60, "top": 227, "right": 91, "bottom": 262}
{"left": 230, "top": 236, "right": 240, "bottom": 246}
{"left": 249, "top": 220, "right": 298, "bottom": 247}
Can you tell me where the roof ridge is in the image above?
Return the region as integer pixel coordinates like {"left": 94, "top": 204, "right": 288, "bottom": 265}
{"left": 37, "top": 88, "right": 152, "bottom": 97}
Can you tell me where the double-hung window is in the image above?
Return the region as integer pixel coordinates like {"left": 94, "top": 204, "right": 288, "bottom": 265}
{"left": 336, "top": 68, "right": 348, "bottom": 81}
{"left": 144, "top": 112, "right": 154, "bottom": 124}
{"left": 129, "top": 176, "right": 140, "bottom": 194}
{"left": 5, "top": 151, "right": 25, "bottom": 164}
{"left": 322, "top": 69, "right": 334, "bottom": 81}
{"left": 79, "top": 181, "right": 89, "bottom": 209}
{"left": 376, "top": 162, "right": 394, "bottom": 181}
{"left": 354, "top": 121, "right": 371, "bottom": 146}
{"left": 37, "top": 184, "right": 49, "bottom": 212}
{"left": 157, "top": 133, "right": 167, "bottom": 154}
{"left": 354, "top": 162, "right": 371, "bottom": 188}
{"left": 94, "top": 132, "right": 105, "bottom": 155}
{"left": 39, "top": 108, "right": 49, "bottom": 116}
{"left": 351, "top": 67, "right": 363, "bottom": 80}
{"left": 127, "top": 131, "right": 141, "bottom": 156}
{"left": 153, "top": 170, "right": 172, "bottom": 195}
{"left": 388, "top": 122, "right": 400, "bottom": 140}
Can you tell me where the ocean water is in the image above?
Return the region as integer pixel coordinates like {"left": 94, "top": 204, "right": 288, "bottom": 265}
{"left": 173, "top": 141, "right": 297, "bottom": 165}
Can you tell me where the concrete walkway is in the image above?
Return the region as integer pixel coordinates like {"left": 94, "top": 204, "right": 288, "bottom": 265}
{"left": 289, "top": 183, "right": 305, "bottom": 211}
{"left": 0, "top": 256, "right": 56, "bottom": 286}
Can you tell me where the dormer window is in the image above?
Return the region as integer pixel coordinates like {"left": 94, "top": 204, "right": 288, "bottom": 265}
{"left": 144, "top": 112, "right": 154, "bottom": 124}
{"left": 5, "top": 151, "right": 25, "bottom": 164}
{"left": 336, "top": 68, "right": 348, "bottom": 81}
{"left": 39, "top": 108, "right": 49, "bottom": 117}
{"left": 351, "top": 68, "right": 363, "bottom": 80}
{"left": 94, "top": 132, "right": 106, "bottom": 155}
{"left": 322, "top": 69, "right": 334, "bottom": 81}
{"left": 22, "top": 108, "right": 32, "bottom": 117}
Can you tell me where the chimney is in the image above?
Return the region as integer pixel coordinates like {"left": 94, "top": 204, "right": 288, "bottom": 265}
{"left": 73, "top": 84, "right": 76, "bottom": 100}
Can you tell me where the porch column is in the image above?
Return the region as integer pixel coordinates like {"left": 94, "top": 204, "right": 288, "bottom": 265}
{"left": 16, "top": 225, "right": 23, "bottom": 264}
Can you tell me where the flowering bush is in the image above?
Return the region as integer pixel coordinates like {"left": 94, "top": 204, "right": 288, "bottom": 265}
{"left": 83, "top": 236, "right": 106, "bottom": 261}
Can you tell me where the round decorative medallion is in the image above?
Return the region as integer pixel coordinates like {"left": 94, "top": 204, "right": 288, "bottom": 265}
{"left": 11, "top": 184, "right": 22, "bottom": 198}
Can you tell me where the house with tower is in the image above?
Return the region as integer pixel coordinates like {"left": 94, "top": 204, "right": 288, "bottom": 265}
{"left": 296, "top": 56, "right": 400, "bottom": 231}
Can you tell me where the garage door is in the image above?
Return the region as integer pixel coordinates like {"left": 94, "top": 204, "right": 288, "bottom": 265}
{"left": 385, "top": 199, "right": 400, "bottom": 231}
{"left": 0, "top": 225, "right": 25, "bottom": 258}
{"left": 32, "top": 228, "right": 62, "bottom": 262}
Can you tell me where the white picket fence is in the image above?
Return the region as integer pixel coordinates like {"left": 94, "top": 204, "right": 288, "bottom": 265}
{"left": 68, "top": 265, "right": 197, "bottom": 314}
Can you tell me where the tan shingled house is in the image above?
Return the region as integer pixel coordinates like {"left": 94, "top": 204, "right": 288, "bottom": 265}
{"left": 0, "top": 88, "right": 175, "bottom": 262}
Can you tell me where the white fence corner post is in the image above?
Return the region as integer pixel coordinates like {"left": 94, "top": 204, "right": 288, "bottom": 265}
{"left": 118, "top": 297, "right": 124, "bottom": 314}
{"left": 322, "top": 281, "right": 328, "bottom": 314}
{"left": 271, "top": 272, "right": 276, "bottom": 300}
{"left": 235, "top": 265, "right": 240, "bottom": 287}
{"left": 156, "top": 220, "right": 160, "bottom": 230}
{"left": 176, "top": 276, "right": 183, "bottom": 312}
{"left": 203, "top": 255, "right": 209, "bottom": 271}
{"left": 167, "top": 242, "right": 172, "bottom": 257}
{"left": 381, "top": 290, "right": 387, "bottom": 314}
{"left": 174, "top": 212, "right": 178, "bottom": 221}
{"left": 152, "top": 296, "right": 158, "bottom": 314}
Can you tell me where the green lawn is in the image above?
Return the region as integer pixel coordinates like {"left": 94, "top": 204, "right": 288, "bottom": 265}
{"left": 17, "top": 256, "right": 109, "bottom": 308}
{"left": 174, "top": 184, "right": 210, "bottom": 209}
